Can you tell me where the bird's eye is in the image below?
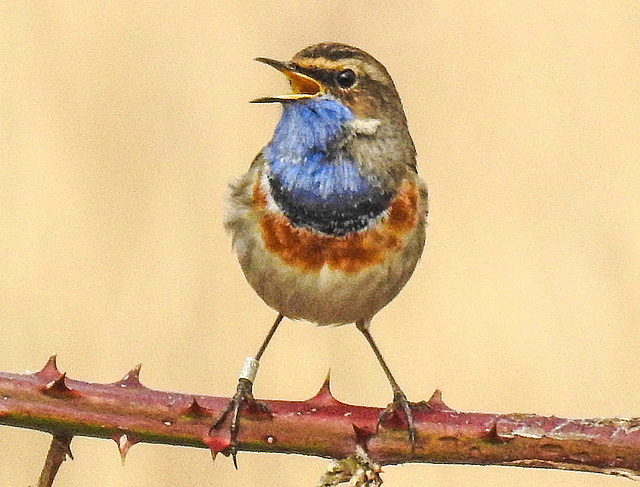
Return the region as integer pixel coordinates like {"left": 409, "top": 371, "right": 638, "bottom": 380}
{"left": 335, "top": 69, "right": 356, "bottom": 89}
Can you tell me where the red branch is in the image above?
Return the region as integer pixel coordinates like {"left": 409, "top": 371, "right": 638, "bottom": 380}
{"left": 1, "top": 356, "right": 639, "bottom": 479}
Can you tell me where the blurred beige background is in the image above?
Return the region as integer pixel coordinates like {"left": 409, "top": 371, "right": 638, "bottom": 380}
{"left": 1, "top": 2, "right": 640, "bottom": 486}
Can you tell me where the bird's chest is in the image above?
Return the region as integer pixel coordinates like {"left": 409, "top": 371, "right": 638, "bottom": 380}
{"left": 264, "top": 97, "right": 391, "bottom": 236}
{"left": 265, "top": 149, "right": 392, "bottom": 236}
{"left": 252, "top": 96, "right": 418, "bottom": 275}
{"left": 252, "top": 172, "right": 419, "bottom": 275}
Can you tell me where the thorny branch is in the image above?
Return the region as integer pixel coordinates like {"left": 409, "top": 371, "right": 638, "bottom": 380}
{"left": 2, "top": 356, "right": 640, "bottom": 485}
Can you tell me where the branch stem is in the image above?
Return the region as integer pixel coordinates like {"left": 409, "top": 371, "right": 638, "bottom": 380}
{"left": 37, "top": 434, "right": 73, "bottom": 487}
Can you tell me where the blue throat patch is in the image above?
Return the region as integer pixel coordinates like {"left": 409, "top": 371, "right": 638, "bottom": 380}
{"left": 264, "top": 96, "right": 391, "bottom": 236}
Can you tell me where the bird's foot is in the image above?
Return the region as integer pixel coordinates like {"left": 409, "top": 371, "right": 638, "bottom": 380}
{"left": 209, "top": 378, "right": 272, "bottom": 468}
{"left": 377, "top": 390, "right": 429, "bottom": 445}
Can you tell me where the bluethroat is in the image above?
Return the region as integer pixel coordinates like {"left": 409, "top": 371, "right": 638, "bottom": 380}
{"left": 212, "top": 42, "right": 428, "bottom": 465}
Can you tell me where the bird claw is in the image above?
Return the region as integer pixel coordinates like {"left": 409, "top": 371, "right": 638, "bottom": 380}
{"left": 209, "top": 378, "right": 272, "bottom": 468}
{"left": 377, "top": 390, "right": 429, "bottom": 445}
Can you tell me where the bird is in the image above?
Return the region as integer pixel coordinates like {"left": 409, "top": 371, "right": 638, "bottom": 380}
{"left": 211, "top": 42, "right": 429, "bottom": 465}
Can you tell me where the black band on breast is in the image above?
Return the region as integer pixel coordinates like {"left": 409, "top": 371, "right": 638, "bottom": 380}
{"left": 269, "top": 176, "right": 393, "bottom": 236}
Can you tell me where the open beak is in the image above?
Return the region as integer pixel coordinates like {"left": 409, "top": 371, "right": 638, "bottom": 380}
{"left": 251, "top": 57, "right": 324, "bottom": 103}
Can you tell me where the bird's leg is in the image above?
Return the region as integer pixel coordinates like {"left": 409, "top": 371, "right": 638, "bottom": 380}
{"left": 210, "top": 313, "right": 284, "bottom": 467}
{"left": 355, "top": 320, "right": 428, "bottom": 445}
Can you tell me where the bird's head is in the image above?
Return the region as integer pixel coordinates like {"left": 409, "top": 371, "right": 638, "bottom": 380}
{"left": 252, "top": 42, "right": 407, "bottom": 124}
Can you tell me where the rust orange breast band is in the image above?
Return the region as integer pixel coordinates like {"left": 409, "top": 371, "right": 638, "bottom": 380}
{"left": 253, "top": 180, "right": 419, "bottom": 274}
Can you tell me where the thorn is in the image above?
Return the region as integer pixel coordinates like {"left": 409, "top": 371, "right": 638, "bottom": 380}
{"left": 66, "top": 445, "right": 74, "bottom": 460}
{"left": 352, "top": 424, "right": 374, "bottom": 448}
{"left": 183, "top": 397, "right": 212, "bottom": 419}
{"left": 202, "top": 434, "right": 232, "bottom": 462}
{"left": 114, "top": 363, "right": 144, "bottom": 389}
{"left": 65, "top": 440, "right": 74, "bottom": 460}
{"left": 484, "top": 422, "right": 510, "bottom": 444}
{"left": 112, "top": 433, "right": 139, "bottom": 464}
{"left": 53, "top": 434, "right": 74, "bottom": 460}
{"left": 305, "top": 371, "right": 341, "bottom": 407}
{"left": 426, "top": 389, "right": 453, "bottom": 412}
{"left": 42, "top": 373, "right": 80, "bottom": 398}
{"left": 35, "top": 355, "right": 61, "bottom": 380}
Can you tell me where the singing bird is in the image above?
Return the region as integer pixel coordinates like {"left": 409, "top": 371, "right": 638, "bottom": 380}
{"left": 213, "top": 42, "right": 428, "bottom": 463}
